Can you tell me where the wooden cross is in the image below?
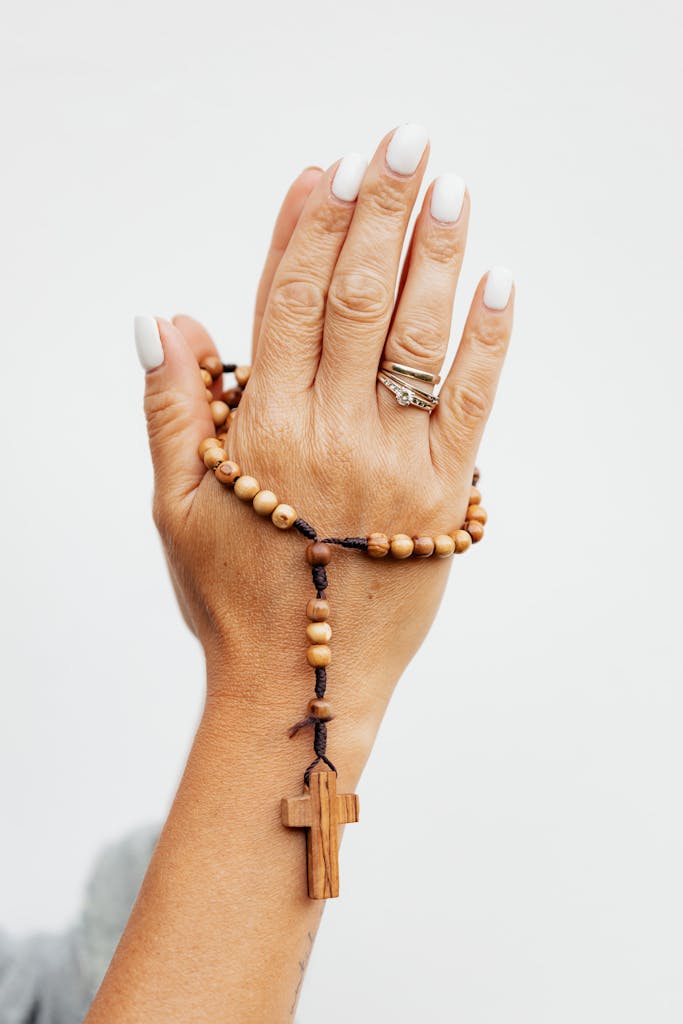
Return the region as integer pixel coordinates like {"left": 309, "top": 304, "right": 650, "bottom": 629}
{"left": 282, "top": 770, "right": 359, "bottom": 899}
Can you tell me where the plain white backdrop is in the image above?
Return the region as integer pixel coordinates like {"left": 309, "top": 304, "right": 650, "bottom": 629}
{"left": 1, "top": 0, "right": 682, "bottom": 1020}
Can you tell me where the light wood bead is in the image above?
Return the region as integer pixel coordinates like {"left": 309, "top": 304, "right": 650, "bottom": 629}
{"left": 210, "top": 400, "right": 229, "bottom": 426}
{"left": 203, "top": 447, "right": 226, "bottom": 470}
{"left": 467, "top": 520, "right": 484, "bottom": 543}
{"left": 413, "top": 536, "right": 435, "bottom": 557}
{"left": 434, "top": 534, "right": 455, "bottom": 557}
{"left": 367, "top": 533, "right": 390, "bottom": 558}
{"left": 307, "top": 698, "right": 334, "bottom": 722}
{"left": 306, "top": 598, "right": 330, "bottom": 621}
{"left": 215, "top": 460, "right": 241, "bottom": 486}
{"left": 205, "top": 388, "right": 214, "bottom": 401}
{"left": 467, "top": 504, "right": 487, "bottom": 525}
{"left": 452, "top": 529, "right": 472, "bottom": 554}
{"left": 306, "top": 621, "right": 332, "bottom": 644}
{"left": 272, "top": 503, "right": 297, "bottom": 529}
{"left": 307, "top": 644, "right": 332, "bottom": 667}
{"left": 234, "top": 475, "right": 260, "bottom": 501}
{"left": 390, "top": 534, "right": 414, "bottom": 559}
{"left": 234, "top": 365, "right": 251, "bottom": 387}
{"left": 252, "top": 489, "right": 279, "bottom": 516}
{"left": 198, "top": 437, "right": 220, "bottom": 458}
{"left": 306, "top": 542, "right": 332, "bottom": 566}
{"left": 200, "top": 368, "right": 213, "bottom": 387}
{"left": 222, "top": 387, "right": 242, "bottom": 408}
{"left": 200, "top": 355, "right": 223, "bottom": 379}
{"left": 469, "top": 486, "right": 482, "bottom": 505}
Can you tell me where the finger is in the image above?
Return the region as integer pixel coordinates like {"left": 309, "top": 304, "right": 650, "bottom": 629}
{"left": 379, "top": 174, "right": 469, "bottom": 427}
{"left": 172, "top": 314, "right": 224, "bottom": 397}
{"left": 317, "top": 123, "right": 429, "bottom": 399}
{"left": 254, "top": 153, "right": 368, "bottom": 392}
{"left": 430, "top": 268, "right": 514, "bottom": 486}
{"left": 252, "top": 167, "right": 323, "bottom": 359}
{"left": 134, "top": 316, "right": 215, "bottom": 517}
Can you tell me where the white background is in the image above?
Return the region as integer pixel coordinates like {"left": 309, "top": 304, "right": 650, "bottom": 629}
{"left": 1, "top": 0, "right": 682, "bottom": 1020}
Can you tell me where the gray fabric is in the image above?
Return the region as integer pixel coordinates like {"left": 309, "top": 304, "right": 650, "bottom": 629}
{"left": 0, "top": 826, "right": 158, "bottom": 1024}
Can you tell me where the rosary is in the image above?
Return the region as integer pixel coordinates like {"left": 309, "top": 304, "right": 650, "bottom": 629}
{"left": 195, "top": 355, "right": 487, "bottom": 899}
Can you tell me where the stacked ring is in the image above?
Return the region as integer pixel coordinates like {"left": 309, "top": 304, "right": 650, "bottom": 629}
{"left": 377, "top": 368, "right": 440, "bottom": 412}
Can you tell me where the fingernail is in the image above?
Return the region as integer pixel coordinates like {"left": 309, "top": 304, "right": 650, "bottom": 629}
{"left": 430, "top": 173, "right": 466, "bottom": 223}
{"left": 483, "top": 267, "right": 514, "bottom": 311}
{"left": 332, "top": 153, "right": 368, "bottom": 202}
{"left": 386, "top": 123, "right": 429, "bottom": 176}
{"left": 134, "top": 316, "right": 164, "bottom": 371}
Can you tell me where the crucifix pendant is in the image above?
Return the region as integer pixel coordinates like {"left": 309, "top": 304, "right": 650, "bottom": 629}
{"left": 282, "top": 770, "right": 359, "bottom": 899}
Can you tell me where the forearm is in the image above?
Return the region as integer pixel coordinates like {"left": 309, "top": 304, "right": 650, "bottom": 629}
{"left": 84, "top": 646, "right": 387, "bottom": 1023}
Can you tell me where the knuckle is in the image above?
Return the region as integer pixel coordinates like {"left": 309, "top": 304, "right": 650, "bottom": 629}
{"left": 366, "top": 176, "right": 407, "bottom": 217}
{"left": 445, "top": 380, "right": 490, "bottom": 431}
{"left": 468, "top": 318, "right": 509, "bottom": 356}
{"left": 391, "top": 315, "right": 446, "bottom": 367}
{"left": 327, "top": 271, "right": 392, "bottom": 325}
{"left": 269, "top": 277, "right": 326, "bottom": 325}
{"left": 424, "top": 231, "right": 462, "bottom": 267}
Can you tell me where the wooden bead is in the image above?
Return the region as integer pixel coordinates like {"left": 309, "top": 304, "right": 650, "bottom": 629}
{"left": 452, "top": 529, "right": 472, "bottom": 554}
{"left": 306, "top": 621, "right": 332, "bottom": 644}
{"left": 434, "top": 534, "right": 456, "bottom": 557}
{"left": 469, "top": 486, "right": 482, "bottom": 505}
{"left": 252, "top": 489, "right": 279, "bottom": 516}
{"left": 234, "top": 475, "right": 260, "bottom": 501}
{"left": 198, "top": 437, "right": 220, "bottom": 458}
{"left": 215, "top": 460, "right": 241, "bottom": 485}
{"left": 200, "top": 355, "right": 223, "bottom": 379}
{"left": 203, "top": 447, "right": 226, "bottom": 470}
{"left": 205, "top": 388, "right": 214, "bottom": 402}
{"left": 467, "top": 505, "right": 487, "bottom": 525}
{"left": 413, "top": 536, "right": 435, "bottom": 557}
{"left": 222, "top": 387, "right": 242, "bottom": 408}
{"left": 272, "top": 503, "right": 297, "bottom": 529}
{"left": 307, "top": 698, "right": 335, "bottom": 722}
{"left": 200, "top": 368, "right": 213, "bottom": 387}
{"left": 367, "top": 533, "right": 390, "bottom": 558}
{"left": 306, "top": 598, "right": 330, "bottom": 621}
{"left": 210, "top": 400, "right": 229, "bottom": 426}
{"left": 234, "top": 365, "right": 251, "bottom": 387}
{"left": 466, "top": 521, "right": 484, "bottom": 543}
{"left": 306, "top": 542, "right": 332, "bottom": 566}
{"left": 307, "top": 644, "right": 332, "bottom": 667}
{"left": 390, "top": 534, "right": 414, "bottom": 559}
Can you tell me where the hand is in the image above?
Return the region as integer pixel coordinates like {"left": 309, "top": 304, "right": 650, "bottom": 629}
{"left": 137, "top": 123, "right": 514, "bottom": 773}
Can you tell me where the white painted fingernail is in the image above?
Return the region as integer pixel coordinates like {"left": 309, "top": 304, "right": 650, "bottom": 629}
{"left": 430, "top": 174, "right": 466, "bottom": 223}
{"left": 332, "top": 153, "right": 368, "bottom": 202}
{"left": 134, "top": 316, "right": 164, "bottom": 371}
{"left": 483, "top": 267, "right": 514, "bottom": 311}
{"left": 386, "top": 123, "right": 429, "bottom": 176}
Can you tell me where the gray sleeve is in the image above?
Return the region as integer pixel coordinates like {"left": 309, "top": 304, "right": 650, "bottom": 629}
{"left": 0, "top": 825, "right": 159, "bottom": 1024}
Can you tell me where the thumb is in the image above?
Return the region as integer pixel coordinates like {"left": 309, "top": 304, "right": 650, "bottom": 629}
{"left": 134, "top": 316, "right": 215, "bottom": 512}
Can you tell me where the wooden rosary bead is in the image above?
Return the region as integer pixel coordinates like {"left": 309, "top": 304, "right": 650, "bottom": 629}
{"left": 367, "top": 533, "right": 390, "bottom": 558}
{"left": 307, "top": 644, "right": 332, "bottom": 667}
{"left": 306, "top": 542, "right": 332, "bottom": 566}
{"left": 469, "top": 486, "right": 482, "bottom": 505}
{"left": 467, "top": 505, "right": 487, "bottom": 525}
{"left": 434, "top": 534, "right": 456, "bottom": 557}
{"left": 203, "top": 447, "right": 226, "bottom": 470}
{"left": 200, "top": 355, "right": 223, "bottom": 379}
{"left": 222, "top": 387, "right": 242, "bottom": 408}
{"left": 215, "top": 460, "right": 241, "bottom": 486}
{"left": 252, "top": 489, "right": 279, "bottom": 516}
{"left": 466, "top": 520, "right": 484, "bottom": 543}
{"left": 390, "top": 534, "right": 414, "bottom": 559}
{"left": 234, "top": 365, "right": 251, "bottom": 386}
{"left": 198, "top": 436, "right": 220, "bottom": 458}
{"left": 272, "top": 503, "right": 297, "bottom": 529}
{"left": 306, "top": 598, "right": 330, "bottom": 621}
{"left": 452, "top": 529, "right": 472, "bottom": 553}
{"left": 234, "top": 475, "right": 260, "bottom": 501}
{"left": 205, "top": 388, "right": 214, "bottom": 401}
{"left": 210, "top": 400, "right": 229, "bottom": 426}
{"left": 413, "top": 536, "right": 435, "bottom": 557}
{"left": 307, "top": 698, "right": 334, "bottom": 721}
{"left": 200, "top": 368, "right": 213, "bottom": 387}
{"left": 306, "top": 621, "right": 332, "bottom": 644}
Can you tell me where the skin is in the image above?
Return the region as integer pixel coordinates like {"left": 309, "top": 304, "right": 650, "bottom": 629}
{"left": 84, "top": 127, "right": 514, "bottom": 1023}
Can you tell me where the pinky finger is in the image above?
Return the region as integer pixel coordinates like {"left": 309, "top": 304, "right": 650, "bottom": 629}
{"left": 430, "top": 267, "right": 514, "bottom": 487}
